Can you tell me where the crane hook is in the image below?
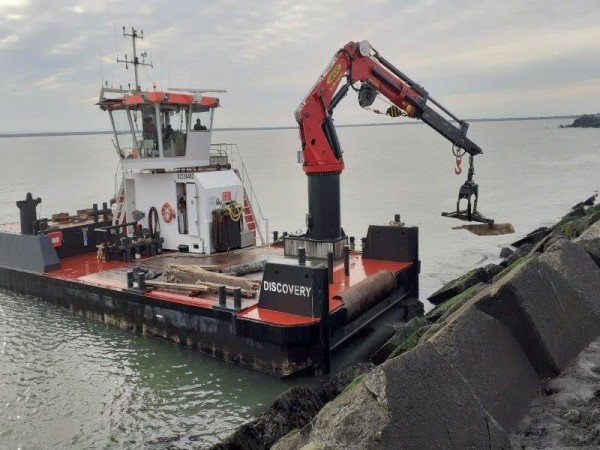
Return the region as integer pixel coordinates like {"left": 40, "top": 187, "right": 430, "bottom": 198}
{"left": 454, "top": 155, "right": 462, "bottom": 175}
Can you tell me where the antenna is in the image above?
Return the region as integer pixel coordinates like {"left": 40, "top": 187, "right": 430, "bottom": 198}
{"left": 99, "top": 48, "right": 105, "bottom": 85}
{"left": 116, "top": 26, "right": 153, "bottom": 91}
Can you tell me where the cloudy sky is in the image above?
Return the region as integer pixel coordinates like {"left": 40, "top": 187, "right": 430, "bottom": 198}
{"left": 0, "top": 0, "right": 599, "bottom": 132}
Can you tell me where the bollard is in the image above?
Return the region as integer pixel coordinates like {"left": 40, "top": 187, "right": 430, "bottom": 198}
{"left": 298, "top": 247, "right": 306, "bottom": 264}
{"left": 349, "top": 236, "right": 355, "bottom": 251}
{"left": 137, "top": 272, "right": 146, "bottom": 290}
{"left": 233, "top": 288, "right": 242, "bottom": 309}
{"left": 102, "top": 202, "right": 109, "bottom": 222}
{"left": 343, "top": 244, "right": 350, "bottom": 276}
{"left": 126, "top": 270, "right": 135, "bottom": 288}
{"left": 327, "top": 251, "right": 334, "bottom": 284}
{"left": 218, "top": 285, "right": 226, "bottom": 306}
{"left": 16, "top": 193, "right": 41, "bottom": 235}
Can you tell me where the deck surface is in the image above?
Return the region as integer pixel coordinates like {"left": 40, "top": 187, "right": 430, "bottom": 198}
{"left": 0, "top": 218, "right": 101, "bottom": 234}
{"left": 43, "top": 245, "right": 412, "bottom": 326}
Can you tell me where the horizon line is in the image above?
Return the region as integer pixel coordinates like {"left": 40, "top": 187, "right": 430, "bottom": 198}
{"left": 0, "top": 114, "right": 586, "bottom": 139}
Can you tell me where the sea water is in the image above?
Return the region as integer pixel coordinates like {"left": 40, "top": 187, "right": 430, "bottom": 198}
{"left": 0, "top": 119, "right": 598, "bottom": 447}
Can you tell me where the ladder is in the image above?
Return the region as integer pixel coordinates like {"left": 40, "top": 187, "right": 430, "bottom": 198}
{"left": 242, "top": 195, "right": 257, "bottom": 233}
{"left": 235, "top": 168, "right": 265, "bottom": 245}
{"left": 114, "top": 178, "right": 126, "bottom": 227}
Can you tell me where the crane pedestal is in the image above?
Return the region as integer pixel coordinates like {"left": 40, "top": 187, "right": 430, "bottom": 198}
{"left": 284, "top": 171, "right": 348, "bottom": 259}
{"left": 284, "top": 234, "right": 348, "bottom": 259}
{"left": 306, "top": 172, "right": 342, "bottom": 241}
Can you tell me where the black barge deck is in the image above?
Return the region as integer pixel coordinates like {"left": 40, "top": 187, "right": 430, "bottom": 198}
{"left": 0, "top": 220, "right": 422, "bottom": 376}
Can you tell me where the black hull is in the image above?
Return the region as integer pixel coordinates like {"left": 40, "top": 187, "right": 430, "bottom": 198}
{"left": 0, "top": 264, "right": 421, "bottom": 377}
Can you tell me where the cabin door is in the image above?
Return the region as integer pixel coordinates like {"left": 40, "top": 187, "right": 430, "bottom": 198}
{"left": 186, "top": 182, "right": 199, "bottom": 236}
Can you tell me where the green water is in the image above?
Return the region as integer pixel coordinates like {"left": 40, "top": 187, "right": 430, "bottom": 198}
{"left": 0, "top": 290, "right": 289, "bottom": 448}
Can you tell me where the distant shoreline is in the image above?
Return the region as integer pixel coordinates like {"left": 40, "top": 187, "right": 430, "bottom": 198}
{"left": 0, "top": 114, "right": 582, "bottom": 139}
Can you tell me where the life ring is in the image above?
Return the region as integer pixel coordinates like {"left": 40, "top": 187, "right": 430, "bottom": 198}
{"left": 161, "top": 202, "right": 175, "bottom": 223}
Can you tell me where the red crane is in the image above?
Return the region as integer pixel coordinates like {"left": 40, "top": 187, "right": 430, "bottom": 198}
{"left": 295, "top": 40, "right": 493, "bottom": 242}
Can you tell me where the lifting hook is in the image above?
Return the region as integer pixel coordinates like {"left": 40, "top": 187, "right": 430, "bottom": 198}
{"left": 454, "top": 155, "right": 462, "bottom": 175}
{"left": 452, "top": 144, "right": 464, "bottom": 175}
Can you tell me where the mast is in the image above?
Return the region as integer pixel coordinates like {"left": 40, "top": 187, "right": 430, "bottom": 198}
{"left": 117, "top": 26, "right": 153, "bottom": 91}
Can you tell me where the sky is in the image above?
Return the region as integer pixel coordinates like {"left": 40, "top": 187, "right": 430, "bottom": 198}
{"left": 0, "top": 0, "right": 599, "bottom": 132}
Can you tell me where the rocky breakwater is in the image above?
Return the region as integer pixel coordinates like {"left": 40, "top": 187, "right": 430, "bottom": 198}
{"left": 559, "top": 114, "right": 600, "bottom": 128}
{"left": 215, "top": 195, "right": 600, "bottom": 450}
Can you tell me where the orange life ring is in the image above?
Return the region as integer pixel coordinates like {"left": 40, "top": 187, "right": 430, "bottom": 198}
{"left": 161, "top": 202, "right": 175, "bottom": 223}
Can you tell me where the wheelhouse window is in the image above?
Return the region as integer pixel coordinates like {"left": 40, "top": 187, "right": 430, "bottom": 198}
{"left": 191, "top": 108, "right": 213, "bottom": 132}
{"left": 131, "top": 105, "right": 160, "bottom": 158}
{"left": 109, "top": 109, "right": 135, "bottom": 158}
{"left": 162, "top": 106, "right": 187, "bottom": 157}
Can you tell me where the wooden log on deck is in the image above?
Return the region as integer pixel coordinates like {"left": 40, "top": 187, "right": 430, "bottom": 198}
{"left": 164, "top": 262, "right": 219, "bottom": 271}
{"left": 145, "top": 280, "right": 210, "bottom": 293}
{"left": 167, "top": 264, "right": 260, "bottom": 290}
{"left": 146, "top": 279, "right": 256, "bottom": 298}
{"left": 195, "top": 281, "right": 257, "bottom": 298}
{"left": 220, "top": 260, "right": 267, "bottom": 276}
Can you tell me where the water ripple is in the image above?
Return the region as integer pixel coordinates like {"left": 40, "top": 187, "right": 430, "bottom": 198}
{"left": 0, "top": 289, "right": 286, "bottom": 448}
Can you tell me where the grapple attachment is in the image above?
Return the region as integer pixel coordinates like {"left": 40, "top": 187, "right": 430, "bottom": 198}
{"left": 442, "top": 178, "right": 494, "bottom": 225}
{"left": 442, "top": 155, "right": 513, "bottom": 235}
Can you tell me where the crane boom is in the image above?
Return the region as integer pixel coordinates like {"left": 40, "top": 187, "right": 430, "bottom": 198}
{"left": 296, "top": 41, "right": 482, "bottom": 176}
{"left": 295, "top": 41, "right": 493, "bottom": 242}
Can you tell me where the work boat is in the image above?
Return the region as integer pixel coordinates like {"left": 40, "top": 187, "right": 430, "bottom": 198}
{"left": 0, "top": 29, "right": 422, "bottom": 377}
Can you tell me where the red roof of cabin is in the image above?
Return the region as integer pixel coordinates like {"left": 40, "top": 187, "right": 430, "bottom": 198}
{"left": 98, "top": 90, "right": 219, "bottom": 111}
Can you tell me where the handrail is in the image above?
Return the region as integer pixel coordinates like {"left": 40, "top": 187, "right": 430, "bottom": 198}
{"left": 113, "top": 160, "right": 126, "bottom": 228}
{"left": 114, "top": 160, "right": 123, "bottom": 199}
{"left": 211, "top": 143, "right": 269, "bottom": 244}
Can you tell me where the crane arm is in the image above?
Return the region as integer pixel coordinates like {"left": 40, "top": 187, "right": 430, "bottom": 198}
{"left": 296, "top": 41, "right": 482, "bottom": 175}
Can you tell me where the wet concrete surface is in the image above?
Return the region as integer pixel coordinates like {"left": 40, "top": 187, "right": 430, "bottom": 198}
{"left": 512, "top": 339, "right": 600, "bottom": 449}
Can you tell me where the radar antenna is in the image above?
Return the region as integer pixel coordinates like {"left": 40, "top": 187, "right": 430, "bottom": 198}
{"left": 117, "top": 26, "right": 153, "bottom": 91}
